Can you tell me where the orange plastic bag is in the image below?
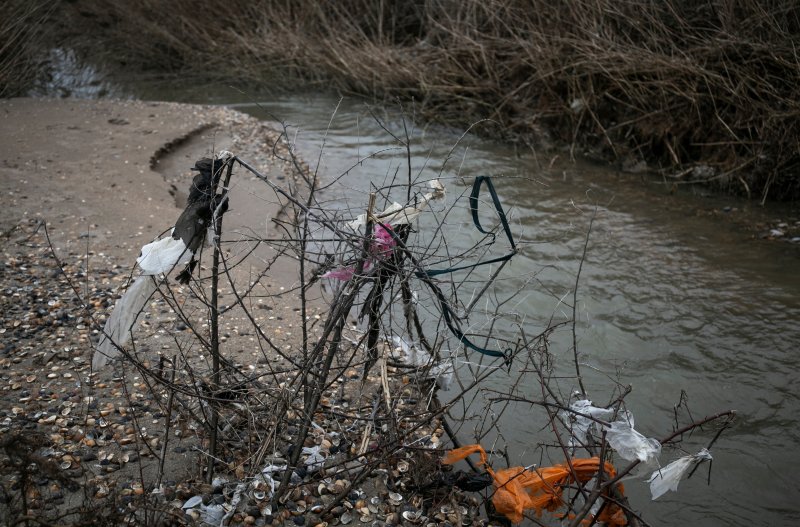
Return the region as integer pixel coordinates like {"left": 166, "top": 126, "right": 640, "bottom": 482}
{"left": 443, "top": 444, "right": 627, "bottom": 525}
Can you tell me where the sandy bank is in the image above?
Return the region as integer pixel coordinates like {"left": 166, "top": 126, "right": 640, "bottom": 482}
{"left": 0, "top": 98, "right": 288, "bottom": 259}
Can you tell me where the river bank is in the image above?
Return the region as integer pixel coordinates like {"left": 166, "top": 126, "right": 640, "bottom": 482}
{"left": 2, "top": 96, "right": 800, "bottom": 527}
{"left": 0, "top": 98, "right": 475, "bottom": 526}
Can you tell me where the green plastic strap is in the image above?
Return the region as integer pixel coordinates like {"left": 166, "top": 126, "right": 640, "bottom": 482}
{"left": 414, "top": 176, "right": 516, "bottom": 363}
{"left": 423, "top": 176, "right": 517, "bottom": 277}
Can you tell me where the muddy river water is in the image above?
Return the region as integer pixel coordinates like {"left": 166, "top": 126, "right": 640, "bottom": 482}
{"left": 113, "top": 83, "right": 800, "bottom": 526}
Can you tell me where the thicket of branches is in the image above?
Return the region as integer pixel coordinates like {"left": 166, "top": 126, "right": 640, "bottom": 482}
{"left": 34, "top": 0, "right": 800, "bottom": 201}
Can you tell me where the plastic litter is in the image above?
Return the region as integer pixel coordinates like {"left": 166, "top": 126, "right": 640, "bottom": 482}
{"left": 302, "top": 445, "right": 327, "bottom": 472}
{"left": 604, "top": 419, "right": 661, "bottom": 464}
{"left": 443, "top": 444, "right": 627, "bottom": 525}
{"left": 564, "top": 399, "right": 615, "bottom": 444}
{"left": 648, "top": 448, "right": 713, "bottom": 500}
{"left": 92, "top": 153, "right": 232, "bottom": 370}
{"left": 93, "top": 275, "right": 157, "bottom": 369}
{"left": 260, "top": 461, "right": 288, "bottom": 496}
{"left": 347, "top": 179, "right": 445, "bottom": 228}
{"left": 136, "top": 229, "right": 193, "bottom": 275}
{"left": 323, "top": 224, "right": 398, "bottom": 281}
{"left": 199, "top": 503, "right": 225, "bottom": 526}
{"left": 391, "top": 336, "right": 454, "bottom": 390}
{"left": 182, "top": 495, "right": 203, "bottom": 509}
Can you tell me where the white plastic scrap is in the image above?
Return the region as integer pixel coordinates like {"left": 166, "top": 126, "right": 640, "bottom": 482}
{"left": 199, "top": 503, "right": 225, "bottom": 526}
{"left": 182, "top": 495, "right": 203, "bottom": 509}
{"left": 92, "top": 275, "right": 158, "bottom": 369}
{"left": 565, "top": 400, "right": 615, "bottom": 443}
{"left": 260, "top": 462, "right": 288, "bottom": 496}
{"left": 136, "top": 229, "right": 193, "bottom": 275}
{"left": 220, "top": 482, "right": 247, "bottom": 526}
{"left": 391, "top": 336, "right": 454, "bottom": 391}
{"left": 348, "top": 179, "right": 445, "bottom": 229}
{"left": 648, "top": 448, "right": 713, "bottom": 500}
{"left": 302, "top": 445, "right": 327, "bottom": 472}
{"left": 604, "top": 419, "right": 661, "bottom": 464}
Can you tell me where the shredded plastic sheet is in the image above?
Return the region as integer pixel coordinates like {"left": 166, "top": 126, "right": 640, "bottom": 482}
{"left": 443, "top": 444, "right": 627, "bottom": 525}
{"left": 182, "top": 494, "right": 229, "bottom": 527}
{"left": 302, "top": 445, "right": 327, "bottom": 472}
{"left": 391, "top": 336, "right": 454, "bottom": 390}
{"left": 136, "top": 229, "right": 193, "bottom": 275}
{"left": 347, "top": 179, "right": 445, "bottom": 229}
{"left": 604, "top": 419, "right": 661, "bottom": 464}
{"left": 199, "top": 503, "right": 225, "bottom": 526}
{"left": 564, "top": 399, "right": 616, "bottom": 444}
{"left": 92, "top": 276, "right": 158, "bottom": 369}
{"left": 648, "top": 448, "right": 712, "bottom": 500}
{"left": 93, "top": 228, "right": 194, "bottom": 369}
{"left": 322, "top": 224, "right": 398, "bottom": 281}
{"left": 259, "top": 462, "right": 288, "bottom": 497}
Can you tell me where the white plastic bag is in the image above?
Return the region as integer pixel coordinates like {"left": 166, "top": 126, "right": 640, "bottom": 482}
{"left": 605, "top": 419, "right": 661, "bottom": 464}
{"left": 260, "top": 461, "right": 288, "bottom": 496}
{"left": 136, "top": 229, "right": 192, "bottom": 275}
{"left": 648, "top": 448, "right": 712, "bottom": 500}
{"left": 565, "top": 399, "right": 615, "bottom": 443}
{"left": 348, "top": 179, "right": 445, "bottom": 228}
{"left": 391, "top": 335, "right": 454, "bottom": 391}
{"left": 93, "top": 275, "right": 158, "bottom": 369}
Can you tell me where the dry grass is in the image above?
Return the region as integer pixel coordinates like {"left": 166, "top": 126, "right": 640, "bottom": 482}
{"left": 0, "top": 0, "right": 57, "bottom": 97}
{"left": 30, "top": 0, "right": 800, "bottom": 199}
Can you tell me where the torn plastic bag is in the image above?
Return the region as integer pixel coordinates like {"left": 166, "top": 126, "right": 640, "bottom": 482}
{"left": 564, "top": 399, "right": 615, "bottom": 444}
{"left": 648, "top": 448, "right": 712, "bottom": 500}
{"left": 199, "top": 503, "right": 225, "bottom": 526}
{"left": 260, "top": 462, "right": 288, "bottom": 496}
{"left": 136, "top": 229, "right": 193, "bottom": 275}
{"left": 322, "top": 224, "right": 397, "bottom": 281}
{"left": 93, "top": 275, "right": 158, "bottom": 369}
{"left": 348, "top": 179, "right": 445, "bottom": 229}
{"left": 443, "top": 444, "right": 627, "bottom": 525}
{"left": 605, "top": 419, "right": 661, "bottom": 464}
{"left": 391, "top": 336, "right": 454, "bottom": 390}
{"left": 302, "top": 445, "right": 327, "bottom": 472}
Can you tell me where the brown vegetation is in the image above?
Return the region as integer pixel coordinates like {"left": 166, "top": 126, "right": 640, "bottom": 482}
{"left": 0, "top": 1, "right": 57, "bottom": 97}
{"left": 6, "top": 0, "right": 800, "bottom": 200}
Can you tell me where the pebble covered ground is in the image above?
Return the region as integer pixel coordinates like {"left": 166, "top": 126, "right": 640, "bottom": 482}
{"left": 0, "top": 219, "right": 484, "bottom": 527}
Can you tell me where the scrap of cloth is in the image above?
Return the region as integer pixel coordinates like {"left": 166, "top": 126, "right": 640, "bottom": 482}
{"left": 443, "top": 444, "right": 627, "bottom": 525}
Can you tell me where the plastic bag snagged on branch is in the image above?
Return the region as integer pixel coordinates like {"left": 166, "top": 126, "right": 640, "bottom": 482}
{"left": 648, "top": 448, "right": 712, "bottom": 500}
{"left": 391, "top": 335, "right": 454, "bottom": 391}
{"left": 92, "top": 153, "right": 232, "bottom": 370}
{"left": 443, "top": 444, "right": 627, "bottom": 525}
{"left": 92, "top": 275, "right": 157, "bottom": 370}
{"left": 563, "top": 400, "right": 661, "bottom": 465}
{"left": 604, "top": 419, "right": 662, "bottom": 465}
{"left": 563, "top": 399, "right": 615, "bottom": 444}
{"left": 322, "top": 224, "right": 397, "bottom": 281}
{"left": 347, "top": 179, "right": 445, "bottom": 229}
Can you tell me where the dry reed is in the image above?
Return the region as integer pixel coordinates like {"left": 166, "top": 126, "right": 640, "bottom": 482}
{"left": 25, "top": 0, "right": 800, "bottom": 200}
